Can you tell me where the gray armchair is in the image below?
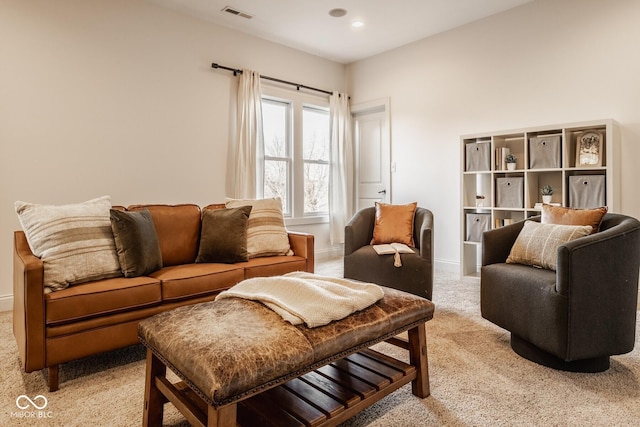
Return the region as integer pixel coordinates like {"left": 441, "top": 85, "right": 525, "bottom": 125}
{"left": 344, "top": 206, "right": 434, "bottom": 299}
{"left": 481, "top": 213, "right": 640, "bottom": 372}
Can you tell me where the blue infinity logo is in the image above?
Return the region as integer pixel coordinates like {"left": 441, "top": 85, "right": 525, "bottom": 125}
{"left": 16, "top": 395, "right": 48, "bottom": 410}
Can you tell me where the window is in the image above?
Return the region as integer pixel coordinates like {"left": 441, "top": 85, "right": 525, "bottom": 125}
{"left": 261, "top": 87, "right": 330, "bottom": 223}
{"left": 262, "top": 99, "right": 291, "bottom": 214}
{"left": 302, "top": 106, "right": 330, "bottom": 214}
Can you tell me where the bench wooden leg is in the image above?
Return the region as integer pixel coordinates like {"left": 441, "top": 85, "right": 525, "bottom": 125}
{"left": 47, "top": 365, "right": 59, "bottom": 392}
{"left": 143, "top": 350, "right": 167, "bottom": 427}
{"left": 208, "top": 403, "right": 236, "bottom": 427}
{"left": 408, "top": 323, "right": 430, "bottom": 398}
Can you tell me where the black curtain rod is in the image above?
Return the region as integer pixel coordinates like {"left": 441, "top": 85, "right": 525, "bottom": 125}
{"left": 211, "top": 62, "right": 333, "bottom": 96}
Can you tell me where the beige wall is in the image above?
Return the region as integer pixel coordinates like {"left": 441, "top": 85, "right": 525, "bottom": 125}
{"left": 0, "top": 0, "right": 345, "bottom": 309}
{"left": 347, "top": 0, "right": 640, "bottom": 269}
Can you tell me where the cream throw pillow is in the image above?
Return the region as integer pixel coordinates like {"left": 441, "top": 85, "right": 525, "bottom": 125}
{"left": 225, "top": 197, "right": 293, "bottom": 258}
{"left": 506, "top": 221, "right": 592, "bottom": 271}
{"left": 15, "top": 196, "right": 122, "bottom": 292}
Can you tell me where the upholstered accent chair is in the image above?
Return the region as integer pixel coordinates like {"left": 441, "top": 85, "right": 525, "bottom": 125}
{"left": 344, "top": 206, "right": 434, "bottom": 299}
{"left": 481, "top": 213, "right": 640, "bottom": 372}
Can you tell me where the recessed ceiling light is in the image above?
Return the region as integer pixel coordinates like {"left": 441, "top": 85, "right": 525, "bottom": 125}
{"left": 351, "top": 20, "right": 364, "bottom": 28}
{"left": 329, "top": 8, "right": 347, "bottom": 18}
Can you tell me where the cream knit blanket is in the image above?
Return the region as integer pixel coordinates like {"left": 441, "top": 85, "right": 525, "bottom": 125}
{"left": 215, "top": 272, "right": 384, "bottom": 328}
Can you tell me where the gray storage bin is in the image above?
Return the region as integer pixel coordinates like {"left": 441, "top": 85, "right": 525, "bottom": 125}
{"left": 529, "top": 135, "right": 561, "bottom": 169}
{"left": 496, "top": 177, "right": 524, "bottom": 208}
{"left": 569, "top": 175, "right": 605, "bottom": 208}
{"left": 466, "top": 213, "right": 491, "bottom": 242}
{"left": 465, "top": 142, "right": 490, "bottom": 171}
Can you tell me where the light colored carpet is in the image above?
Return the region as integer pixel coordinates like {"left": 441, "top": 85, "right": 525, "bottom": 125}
{"left": 2, "top": 259, "right": 639, "bottom": 426}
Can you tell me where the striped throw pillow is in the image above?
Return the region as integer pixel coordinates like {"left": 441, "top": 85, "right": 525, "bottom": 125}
{"left": 15, "top": 196, "right": 122, "bottom": 292}
{"left": 506, "top": 221, "right": 592, "bottom": 271}
{"left": 225, "top": 197, "right": 293, "bottom": 258}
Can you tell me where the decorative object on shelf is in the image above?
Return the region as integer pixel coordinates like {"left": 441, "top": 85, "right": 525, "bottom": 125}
{"left": 575, "top": 130, "right": 603, "bottom": 167}
{"left": 505, "top": 154, "right": 517, "bottom": 170}
{"left": 541, "top": 185, "right": 554, "bottom": 204}
{"left": 475, "top": 195, "right": 485, "bottom": 207}
{"left": 495, "top": 147, "right": 511, "bottom": 170}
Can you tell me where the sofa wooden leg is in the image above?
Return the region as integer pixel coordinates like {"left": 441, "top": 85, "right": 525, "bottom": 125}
{"left": 408, "top": 322, "right": 430, "bottom": 398}
{"left": 48, "top": 365, "right": 59, "bottom": 392}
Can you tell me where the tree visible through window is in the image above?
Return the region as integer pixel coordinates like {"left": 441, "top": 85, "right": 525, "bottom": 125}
{"left": 262, "top": 91, "right": 329, "bottom": 220}
{"left": 303, "top": 107, "right": 329, "bottom": 213}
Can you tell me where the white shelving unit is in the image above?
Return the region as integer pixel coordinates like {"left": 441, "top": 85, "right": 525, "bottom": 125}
{"left": 460, "top": 119, "right": 620, "bottom": 278}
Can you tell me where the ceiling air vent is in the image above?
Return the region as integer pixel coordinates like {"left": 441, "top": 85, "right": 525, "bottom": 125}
{"left": 221, "top": 6, "right": 253, "bottom": 20}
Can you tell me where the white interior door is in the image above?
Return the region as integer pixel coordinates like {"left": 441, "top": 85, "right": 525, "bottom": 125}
{"left": 352, "top": 99, "right": 391, "bottom": 211}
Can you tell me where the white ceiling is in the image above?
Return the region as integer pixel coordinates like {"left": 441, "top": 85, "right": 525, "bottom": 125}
{"left": 148, "top": 0, "right": 534, "bottom": 64}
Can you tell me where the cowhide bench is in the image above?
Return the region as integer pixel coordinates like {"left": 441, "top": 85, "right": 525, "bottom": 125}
{"left": 138, "top": 285, "right": 434, "bottom": 427}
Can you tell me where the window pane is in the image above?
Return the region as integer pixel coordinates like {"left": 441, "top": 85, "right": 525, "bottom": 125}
{"left": 304, "top": 162, "right": 328, "bottom": 213}
{"left": 303, "top": 107, "right": 329, "bottom": 161}
{"left": 262, "top": 100, "right": 288, "bottom": 157}
{"left": 264, "top": 159, "right": 289, "bottom": 213}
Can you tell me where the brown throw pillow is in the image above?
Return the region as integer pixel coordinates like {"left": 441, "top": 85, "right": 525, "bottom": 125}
{"left": 541, "top": 204, "right": 607, "bottom": 234}
{"left": 370, "top": 202, "right": 418, "bottom": 247}
{"left": 225, "top": 197, "right": 292, "bottom": 258}
{"left": 196, "top": 206, "right": 252, "bottom": 264}
{"left": 110, "top": 208, "right": 163, "bottom": 277}
{"left": 506, "top": 221, "right": 592, "bottom": 270}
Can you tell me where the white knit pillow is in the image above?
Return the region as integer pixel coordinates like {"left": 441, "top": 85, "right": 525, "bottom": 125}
{"left": 15, "top": 196, "right": 122, "bottom": 292}
{"left": 225, "top": 197, "right": 292, "bottom": 258}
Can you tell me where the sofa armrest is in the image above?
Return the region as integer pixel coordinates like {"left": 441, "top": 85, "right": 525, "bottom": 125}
{"left": 288, "top": 231, "right": 315, "bottom": 273}
{"left": 344, "top": 207, "right": 375, "bottom": 256}
{"left": 481, "top": 219, "right": 529, "bottom": 266}
{"left": 556, "top": 216, "right": 640, "bottom": 297}
{"left": 555, "top": 215, "right": 640, "bottom": 359}
{"left": 414, "top": 208, "right": 434, "bottom": 261}
{"left": 13, "top": 230, "right": 46, "bottom": 372}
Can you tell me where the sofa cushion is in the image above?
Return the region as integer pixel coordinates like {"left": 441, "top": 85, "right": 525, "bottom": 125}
{"left": 541, "top": 204, "right": 607, "bottom": 234}
{"left": 150, "top": 264, "right": 245, "bottom": 302}
{"left": 45, "top": 276, "right": 161, "bottom": 325}
{"left": 15, "top": 196, "right": 122, "bottom": 292}
{"left": 371, "top": 202, "right": 417, "bottom": 247}
{"left": 110, "top": 208, "right": 163, "bottom": 277}
{"left": 128, "top": 204, "right": 201, "bottom": 266}
{"left": 225, "top": 198, "right": 292, "bottom": 258}
{"left": 506, "top": 221, "right": 592, "bottom": 270}
{"left": 196, "top": 206, "right": 252, "bottom": 264}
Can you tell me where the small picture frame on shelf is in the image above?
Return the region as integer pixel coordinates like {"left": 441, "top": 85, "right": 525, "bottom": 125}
{"left": 575, "top": 130, "right": 603, "bottom": 167}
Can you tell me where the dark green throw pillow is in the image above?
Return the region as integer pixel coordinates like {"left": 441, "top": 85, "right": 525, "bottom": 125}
{"left": 110, "top": 208, "right": 163, "bottom": 277}
{"left": 196, "top": 206, "right": 252, "bottom": 264}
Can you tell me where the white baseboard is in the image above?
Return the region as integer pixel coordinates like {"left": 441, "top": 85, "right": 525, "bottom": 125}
{"left": 0, "top": 294, "right": 13, "bottom": 313}
{"left": 434, "top": 258, "right": 460, "bottom": 274}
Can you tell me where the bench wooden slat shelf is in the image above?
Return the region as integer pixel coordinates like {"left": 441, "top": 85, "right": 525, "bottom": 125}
{"left": 157, "top": 348, "right": 417, "bottom": 427}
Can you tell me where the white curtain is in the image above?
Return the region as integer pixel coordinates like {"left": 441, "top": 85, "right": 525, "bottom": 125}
{"left": 233, "top": 69, "right": 264, "bottom": 199}
{"left": 329, "top": 92, "right": 354, "bottom": 245}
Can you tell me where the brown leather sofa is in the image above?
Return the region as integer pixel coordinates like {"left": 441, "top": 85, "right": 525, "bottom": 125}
{"left": 13, "top": 203, "right": 314, "bottom": 391}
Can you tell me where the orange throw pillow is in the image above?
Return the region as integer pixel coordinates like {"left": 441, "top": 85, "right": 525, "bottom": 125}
{"left": 371, "top": 202, "right": 418, "bottom": 247}
{"left": 541, "top": 204, "right": 607, "bottom": 234}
